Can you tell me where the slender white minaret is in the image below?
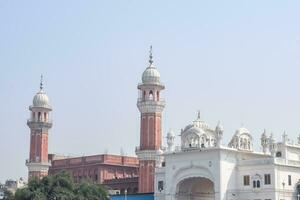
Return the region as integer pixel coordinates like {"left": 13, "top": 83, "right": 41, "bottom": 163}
{"left": 215, "top": 121, "right": 224, "bottom": 147}
{"left": 26, "top": 75, "right": 52, "bottom": 179}
{"left": 261, "top": 129, "right": 269, "bottom": 154}
{"left": 166, "top": 130, "right": 175, "bottom": 152}
{"left": 269, "top": 133, "right": 276, "bottom": 156}
{"left": 282, "top": 131, "right": 288, "bottom": 145}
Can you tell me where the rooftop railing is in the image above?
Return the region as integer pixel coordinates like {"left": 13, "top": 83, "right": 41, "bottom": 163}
{"left": 27, "top": 119, "right": 53, "bottom": 123}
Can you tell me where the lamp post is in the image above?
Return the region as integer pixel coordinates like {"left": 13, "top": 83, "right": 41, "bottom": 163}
{"left": 297, "top": 182, "right": 300, "bottom": 200}
{"left": 124, "top": 189, "right": 127, "bottom": 200}
{"left": 282, "top": 181, "right": 285, "bottom": 200}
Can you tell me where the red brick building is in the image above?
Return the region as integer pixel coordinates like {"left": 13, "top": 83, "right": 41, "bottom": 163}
{"left": 48, "top": 154, "right": 139, "bottom": 193}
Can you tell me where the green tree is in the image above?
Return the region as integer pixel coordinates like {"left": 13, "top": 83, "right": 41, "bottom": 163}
{"left": 74, "top": 181, "right": 108, "bottom": 200}
{"left": 3, "top": 188, "right": 14, "bottom": 200}
{"left": 14, "top": 171, "right": 108, "bottom": 200}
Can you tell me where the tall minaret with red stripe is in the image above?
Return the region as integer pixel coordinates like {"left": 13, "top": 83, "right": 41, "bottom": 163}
{"left": 26, "top": 75, "right": 52, "bottom": 179}
{"left": 136, "top": 47, "right": 165, "bottom": 193}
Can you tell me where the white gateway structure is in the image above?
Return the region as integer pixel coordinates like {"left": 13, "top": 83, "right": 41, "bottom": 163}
{"left": 155, "top": 112, "right": 300, "bottom": 200}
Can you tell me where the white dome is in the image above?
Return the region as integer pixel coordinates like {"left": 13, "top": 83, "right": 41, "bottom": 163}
{"left": 235, "top": 127, "right": 250, "bottom": 135}
{"left": 142, "top": 65, "right": 160, "bottom": 84}
{"left": 167, "top": 130, "right": 175, "bottom": 138}
{"left": 228, "top": 126, "right": 253, "bottom": 151}
{"left": 32, "top": 90, "right": 51, "bottom": 108}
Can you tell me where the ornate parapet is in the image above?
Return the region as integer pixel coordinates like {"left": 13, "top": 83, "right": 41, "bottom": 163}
{"left": 135, "top": 148, "right": 162, "bottom": 161}
{"left": 27, "top": 120, "right": 52, "bottom": 129}
{"left": 137, "top": 99, "right": 165, "bottom": 113}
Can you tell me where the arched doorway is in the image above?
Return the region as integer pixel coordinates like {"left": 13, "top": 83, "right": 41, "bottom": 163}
{"left": 176, "top": 177, "right": 214, "bottom": 200}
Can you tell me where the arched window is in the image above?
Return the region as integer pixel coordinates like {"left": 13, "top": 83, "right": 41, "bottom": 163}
{"left": 243, "top": 138, "right": 247, "bottom": 149}
{"left": 200, "top": 137, "right": 205, "bottom": 148}
{"left": 240, "top": 138, "right": 243, "bottom": 148}
{"left": 44, "top": 113, "right": 47, "bottom": 122}
{"left": 38, "top": 112, "right": 41, "bottom": 121}
{"left": 257, "top": 180, "right": 260, "bottom": 188}
{"left": 253, "top": 180, "right": 260, "bottom": 188}
{"left": 253, "top": 174, "right": 262, "bottom": 189}
{"left": 149, "top": 90, "right": 153, "bottom": 100}
{"left": 143, "top": 91, "right": 146, "bottom": 100}
{"left": 156, "top": 91, "right": 160, "bottom": 101}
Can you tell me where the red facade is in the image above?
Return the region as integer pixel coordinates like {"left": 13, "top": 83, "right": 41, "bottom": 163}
{"left": 49, "top": 154, "right": 139, "bottom": 193}
{"left": 29, "top": 131, "right": 48, "bottom": 163}
{"left": 140, "top": 113, "right": 162, "bottom": 150}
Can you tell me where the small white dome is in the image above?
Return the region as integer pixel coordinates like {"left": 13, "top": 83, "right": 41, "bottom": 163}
{"left": 142, "top": 65, "right": 160, "bottom": 84}
{"left": 167, "top": 130, "right": 175, "bottom": 138}
{"left": 261, "top": 129, "right": 267, "bottom": 138}
{"left": 33, "top": 90, "right": 51, "bottom": 108}
{"left": 235, "top": 127, "right": 250, "bottom": 135}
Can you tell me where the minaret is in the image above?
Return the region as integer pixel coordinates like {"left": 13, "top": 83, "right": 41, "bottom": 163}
{"left": 261, "top": 129, "right": 269, "bottom": 154}
{"left": 166, "top": 130, "right": 175, "bottom": 152}
{"left": 269, "top": 133, "right": 276, "bottom": 156}
{"left": 282, "top": 131, "right": 288, "bottom": 145}
{"left": 136, "top": 46, "right": 165, "bottom": 193}
{"left": 26, "top": 75, "right": 52, "bottom": 179}
{"left": 215, "top": 121, "right": 224, "bottom": 147}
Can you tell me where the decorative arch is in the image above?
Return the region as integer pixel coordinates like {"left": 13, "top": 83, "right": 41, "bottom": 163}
{"left": 171, "top": 165, "right": 216, "bottom": 198}
{"left": 38, "top": 112, "right": 41, "bottom": 121}
{"left": 184, "top": 132, "right": 200, "bottom": 148}
{"left": 176, "top": 177, "right": 214, "bottom": 200}
{"left": 149, "top": 90, "right": 154, "bottom": 100}
{"left": 252, "top": 174, "right": 262, "bottom": 189}
{"left": 44, "top": 112, "right": 47, "bottom": 122}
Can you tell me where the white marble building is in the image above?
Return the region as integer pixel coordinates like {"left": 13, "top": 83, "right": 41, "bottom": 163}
{"left": 155, "top": 112, "right": 300, "bottom": 200}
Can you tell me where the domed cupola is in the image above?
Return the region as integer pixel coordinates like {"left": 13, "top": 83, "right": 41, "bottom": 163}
{"left": 33, "top": 90, "right": 50, "bottom": 108}
{"left": 32, "top": 75, "right": 51, "bottom": 109}
{"left": 142, "top": 65, "right": 160, "bottom": 84}
{"left": 228, "top": 125, "right": 253, "bottom": 151}
{"left": 181, "top": 111, "right": 218, "bottom": 150}
{"left": 141, "top": 46, "right": 161, "bottom": 84}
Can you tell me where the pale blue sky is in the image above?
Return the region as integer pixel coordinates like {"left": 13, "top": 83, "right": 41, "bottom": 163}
{"left": 1, "top": 0, "right": 300, "bottom": 182}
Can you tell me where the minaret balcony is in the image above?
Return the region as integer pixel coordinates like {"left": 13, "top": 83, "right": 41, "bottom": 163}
{"left": 26, "top": 159, "right": 51, "bottom": 165}
{"left": 137, "top": 82, "right": 165, "bottom": 90}
{"left": 27, "top": 119, "right": 53, "bottom": 129}
{"left": 26, "top": 159, "right": 51, "bottom": 171}
{"left": 135, "top": 146, "right": 163, "bottom": 161}
{"left": 137, "top": 99, "right": 165, "bottom": 113}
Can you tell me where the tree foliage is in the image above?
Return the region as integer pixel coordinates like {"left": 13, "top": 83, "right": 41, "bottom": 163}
{"left": 14, "top": 171, "right": 108, "bottom": 200}
{"left": 3, "top": 188, "right": 14, "bottom": 200}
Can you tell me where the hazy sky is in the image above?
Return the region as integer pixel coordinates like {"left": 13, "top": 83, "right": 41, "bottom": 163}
{"left": 1, "top": 0, "right": 300, "bottom": 182}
